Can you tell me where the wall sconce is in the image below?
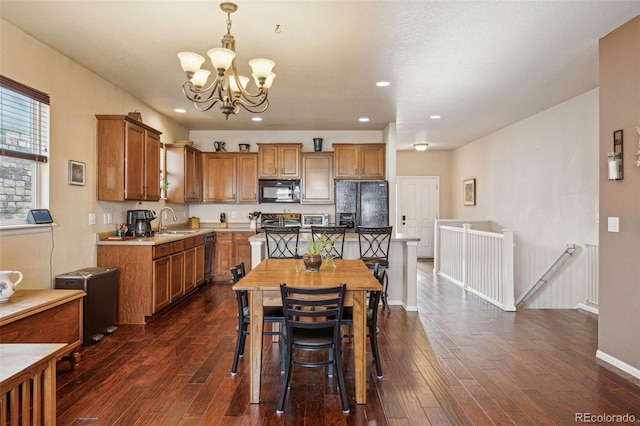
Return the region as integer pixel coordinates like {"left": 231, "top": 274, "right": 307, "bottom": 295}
{"left": 414, "top": 143, "right": 428, "bottom": 151}
{"left": 608, "top": 129, "right": 623, "bottom": 180}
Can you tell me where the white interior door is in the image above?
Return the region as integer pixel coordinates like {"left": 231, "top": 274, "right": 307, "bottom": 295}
{"left": 397, "top": 176, "right": 439, "bottom": 258}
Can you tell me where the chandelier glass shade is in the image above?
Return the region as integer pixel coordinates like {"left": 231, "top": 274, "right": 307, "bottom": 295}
{"left": 177, "top": 2, "right": 275, "bottom": 119}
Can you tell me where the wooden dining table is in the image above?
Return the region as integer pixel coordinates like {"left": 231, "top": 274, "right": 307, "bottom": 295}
{"left": 231, "top": 258, "right": 382, "bottom": 404}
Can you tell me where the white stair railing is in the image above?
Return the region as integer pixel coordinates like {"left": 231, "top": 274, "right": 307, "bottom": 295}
{"left": 515, "top": 244, "right": 576, "bottom": 308}
{"left": 578, "top": 243, "right": 599, "bottom": 314}
{"left": 434, "top": 221, "right": 515, "bottom": 311}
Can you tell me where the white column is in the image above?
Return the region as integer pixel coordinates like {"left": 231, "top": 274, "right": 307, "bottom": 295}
{"left": 250, "top": 240, "right": 264, "bottom": 269}
{"left": 403, "top": 240, "right": 418, "bottom": 311}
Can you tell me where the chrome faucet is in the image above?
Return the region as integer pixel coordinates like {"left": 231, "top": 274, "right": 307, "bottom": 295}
{"left": 157, "top": 207, "right": 177, "bottom": 233}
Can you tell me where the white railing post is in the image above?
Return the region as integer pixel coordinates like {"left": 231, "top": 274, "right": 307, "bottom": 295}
{"left": 461, "top": 224, "right": 471, "bottom": 289}
{"left": 433, "top": 219, "right": 441, "bottom": 274}
{"left": 501, "top": 229, "right": 515, "bottom": 311}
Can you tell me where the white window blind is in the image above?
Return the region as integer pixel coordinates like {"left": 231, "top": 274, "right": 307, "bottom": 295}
{"left": 0, "top": 75, "right": 50, "bottom": 163}
{"left": 0, "top": 76, "right": 50, "bottom": 223}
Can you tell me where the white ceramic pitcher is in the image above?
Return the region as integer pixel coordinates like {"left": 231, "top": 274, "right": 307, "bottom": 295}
{"left": 0, "top": 270, "right": 23, "bottom": 302}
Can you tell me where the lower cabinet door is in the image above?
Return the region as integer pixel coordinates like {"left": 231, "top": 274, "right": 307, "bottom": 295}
{"left": 153, "top": 257, "right": 170, "bottom": 312}
{"left": 184, "top": 248, "right": 196, "bottom": 293}
{"left": 170, "top": 252, "right": 185, "bottom": 302}
{"left": 195, "top": 245, "right": 205, "bottom": 285}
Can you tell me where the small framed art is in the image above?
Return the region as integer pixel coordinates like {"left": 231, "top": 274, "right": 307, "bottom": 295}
{"left": 68, "top": 160, "right": 86, "bottom": 186}
{"left": 463, "top": 178, "right": 476, "bottom": 206}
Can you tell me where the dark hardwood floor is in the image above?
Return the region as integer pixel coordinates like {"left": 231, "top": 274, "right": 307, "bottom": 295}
{"left": 56, "top": 261, "right": 640, "bottom": 425}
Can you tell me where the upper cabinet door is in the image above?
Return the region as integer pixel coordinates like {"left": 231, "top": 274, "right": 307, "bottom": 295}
{"left": 144, "top": 130, "right": 161, "bottom": 201}
{"left": 359, "top": 144, "right": 385, "bottom": 180}
{"left": 279, "top": 144, "right": 301, "bottom": 179}
{"left": 237, "top": 153, "right": 258, "bottom": 203}
{"left": 202, "top": 153, "right": 237, "bottom": 203}
{"left": 333, "top": 144, "right": 359, "bottom": 179}
{"left": 125, "top": 123, "right": 146, "bottom": 200}
{"left": 301, "top": 153, "right": 334, "bottom": 204}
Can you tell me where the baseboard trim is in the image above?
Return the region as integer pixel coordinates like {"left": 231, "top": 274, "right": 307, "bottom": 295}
{"left": 596, "top": 349, "right": 640, "bottom": 380}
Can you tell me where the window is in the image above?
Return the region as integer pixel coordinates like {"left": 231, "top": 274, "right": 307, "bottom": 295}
{"left": 0, "top": 75, "right": 50, "bottom": 224}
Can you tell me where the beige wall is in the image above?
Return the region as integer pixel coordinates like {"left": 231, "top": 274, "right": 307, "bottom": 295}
{"left": 449, "top": 90, "right": 599, "bottom": 308}
{"left": 396, "top": 150, "right": 453, "bottom": 218}
{"left": 597, "top": 16, "right": 640, "bottom": 375}
{"left": 0, "top": 19, "right": 189, "bottom": 289}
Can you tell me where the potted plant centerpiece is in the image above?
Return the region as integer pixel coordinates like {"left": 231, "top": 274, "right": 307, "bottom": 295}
{"left": 301, "top": 234, "right": 332, "bottom": 272}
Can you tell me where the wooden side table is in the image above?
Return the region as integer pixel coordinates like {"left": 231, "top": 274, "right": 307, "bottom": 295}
{"left": 0, "top": 290, "right": 85, "bottom": 369}
{"left": 0, "top": 343, "right": 67, "bottom": 425}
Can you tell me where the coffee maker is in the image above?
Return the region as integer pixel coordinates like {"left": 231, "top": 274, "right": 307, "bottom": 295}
{"left": 126, "top": 210, "right": 156, "bottom": 237}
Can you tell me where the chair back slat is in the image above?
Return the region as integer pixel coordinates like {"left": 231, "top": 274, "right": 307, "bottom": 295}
{"left": 358, "top": 226, "right": 392, "bottom": 267}
{"left": 264, "top": 226, "right": 301, "bottom": 259}
{"left": 280, "top": 284, "right": 346, "bottom": 332}
{"left": 310, "top": 225, "right": 347, "bottom": 259}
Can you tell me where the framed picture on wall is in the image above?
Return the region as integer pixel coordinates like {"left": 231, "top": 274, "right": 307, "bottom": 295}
{"left": 463, "top": 178, "right": 476, "bottom": 206}
{"left": 68, "top": 160, "right": 85, "bottom": 186}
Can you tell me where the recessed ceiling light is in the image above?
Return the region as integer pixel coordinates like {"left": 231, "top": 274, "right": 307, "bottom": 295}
{"left": 430, "top": 115, "right": 441, "bottom": 119}
{"left": 376, "top": 81, "right": 390, "bottom": 87}
{"left": 252, "top": 117, "right": 262, "bottom": 122}
{"left": 358, "top": 117, "right": 370, "bottom": 122}
{"left": 174, "top": 108, "right": 186, "bottom": 113}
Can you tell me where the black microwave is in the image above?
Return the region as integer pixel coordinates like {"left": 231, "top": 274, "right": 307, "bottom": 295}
{"left": 258, "top": 179, "right": 301, "bottom": 203}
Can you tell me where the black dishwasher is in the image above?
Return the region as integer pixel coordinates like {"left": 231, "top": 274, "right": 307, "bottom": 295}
{"left": 55, "top": 266, "right": 117, "bottom": 345}
{"left": 204, "top": 232, "right": 216, "bottom": 282}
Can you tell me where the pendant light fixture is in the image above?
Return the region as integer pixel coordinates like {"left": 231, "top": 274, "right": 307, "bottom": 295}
{"left": 177, "top": 2, "right": 275, "bottom": 119}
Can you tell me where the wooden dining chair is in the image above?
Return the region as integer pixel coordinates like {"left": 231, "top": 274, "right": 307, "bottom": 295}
{"left": 277, "top": 283, "right": 349, "bottom": 414}
{"left": 357, "top": 226, "right": 392, "bottom": 313}
{"left": 231, "top": 262, "right": 285, "bottom": 376}
{"left": 263, "top": 226, "right": 301, "bottom": 259}
{"left": 310, "top": 225, "right": 347, "bottom": 259}
{"left": 342, "top": 263, "right": 385, "bottom": 378}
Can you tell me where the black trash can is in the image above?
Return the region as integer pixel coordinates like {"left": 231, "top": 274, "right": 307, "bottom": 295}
{"left": 55, "top": 267, "right": 118, "bottom": 345}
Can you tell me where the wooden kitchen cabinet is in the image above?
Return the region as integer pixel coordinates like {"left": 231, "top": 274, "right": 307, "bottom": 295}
{"left": 202, "top": 153, "right": 258, "bottom": 204}
{"left": 213, "top": 231, "right": 254, "bottom": 282}
{"left": 301, "top": 152, "right": 334, "bottom": 204}
{"left": 165, "top": 143, "right": 202, "bottom": 203}
{"left": 257, "top": 143, "right": 302, "bottom": 179}
{"left": 96, "top": 115, "right": 162, "bottom": 201}
{"left": 98, "top": 235, "right": 205, "bottom": 324}
{"left": 333, "top": 143, "right": 385, "bottom": 180}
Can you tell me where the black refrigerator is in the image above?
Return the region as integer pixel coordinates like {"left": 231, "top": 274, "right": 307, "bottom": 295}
{"left": 335, "top": 180, "right": 389, "bottom": 232}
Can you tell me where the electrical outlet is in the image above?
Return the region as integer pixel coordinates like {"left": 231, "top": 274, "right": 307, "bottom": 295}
{"left": 607, "top": 217, "right": 619, "bottom": 233}
{"left": 108, "top": 213, "right": 112, "bottom": 224}
{"left": 89, "top": 213, "right": 96, "bottom": 225}
{"left": 231, "top": 211, "right": 237, "bottom": 218}
{"left": 103, "top": 213, "right": 109, "bottom": 224}
{"left": 183, "top": 212, "right": 187, "bottom": 218}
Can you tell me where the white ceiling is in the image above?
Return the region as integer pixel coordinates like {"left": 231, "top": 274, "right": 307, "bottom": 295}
{"left": 1, "top": 1, "right": 639, "bottom": 151}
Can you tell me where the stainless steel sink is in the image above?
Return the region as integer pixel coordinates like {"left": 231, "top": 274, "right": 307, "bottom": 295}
{"left": 158, "top": 230, "right": 198, "bottom": 235}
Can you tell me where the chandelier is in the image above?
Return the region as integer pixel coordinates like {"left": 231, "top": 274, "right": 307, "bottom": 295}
{"left": 177, "top": 2, "right": 275, "bottom": 119}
